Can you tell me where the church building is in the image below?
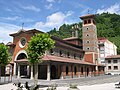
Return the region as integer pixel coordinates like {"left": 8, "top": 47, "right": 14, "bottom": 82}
{"left": 8, "top": 14, "right": 105, "bottom": 80}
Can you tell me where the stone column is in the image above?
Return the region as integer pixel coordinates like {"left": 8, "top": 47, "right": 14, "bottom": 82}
{"left": 30, "top": 65, "right": 34, "bottom": 79}
{"left": 78, "top": 66, "right": 81, "bottom": 78}
{"left": 17, "top": 64, "right": 20, "bottom": 78}
{"left": 47, "top": 63, "right": 51, "bottom": 81}
{"left": 89, "top": 67, "right": 92, "bottom": 77}
{"left": 71, "top": 65, "right": 74, "bottom": 78}
{"left": 95, "top": 66, "right": 99, "bottom": 76}
{"left": 61, "top": 65, "right": 65, "bottom": 79}
{"left": 83, "top": 66, "right": 86, "bottom": 77}
{"left": 13, "top": 63, "right": 16, "bottom": 76}
{"left": 27, "top": 65, "right": 29, "bottom": 76}
{"left": 69, "top": 65, "right": 72, "bottom": 78}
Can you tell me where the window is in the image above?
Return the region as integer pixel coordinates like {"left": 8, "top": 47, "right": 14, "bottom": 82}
{"left": 108, "top": 66, "right": 111, "bottom": 70}
{"left": 100, "top": 47, "right": 104, "bottom": 51}
{"left": 86, "top": 34, "right": 89, "bottom": 37}
{"left": 74, "top": 54, "right": 76, "bottom": 59}
{"left": 67, "top": 52, "right": 70, "bottom": 58}
{"left": 19, "top": 37, "right": 26, "bottom": 48}
{"left": 66, "top": 66, "right": 69, "bottom": 75}
{"left": 20, "top": 38, "right": 26, "bottom": 46}
{"left": 80, "top": 55, "right": 82, "bottom": 60}
{"left": 50, "top": 49, "right": 54, "bottom": 55}
{"left": 84, "top": 20, "right": 87, "bottom": 24}
{"left": 108, "top": 60, "right": 111, "bottom": 64}
{"left": 88, "top": 19, "right": 91, "bottom": 23}
{"left": 114, "top": 66, "right": 118, "bottom": 70}
{"left": 113, "top": 60, "right": 118, "bottom": 63}
{"left": 87, "top": 47, "right": 90, "bottom": 50}
{"left": 59, "top": 50, "right": 63, "bottom": 57}
{"left": 87, "top": 27, "right": 89, "bottom": 30}
{"left": 74, "top": 66, "right": 77, "bottom": 75}
{"left": 86, "top": 40, "right": 90, "bottom": 43}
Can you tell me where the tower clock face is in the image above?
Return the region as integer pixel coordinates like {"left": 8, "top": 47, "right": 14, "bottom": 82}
{"left": 19, "top": 37, "right": 26, "bottom": 48}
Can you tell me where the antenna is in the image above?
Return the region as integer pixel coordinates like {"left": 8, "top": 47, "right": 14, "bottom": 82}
{"left": 22, "top": 23, "right": 24, "bottom": 30}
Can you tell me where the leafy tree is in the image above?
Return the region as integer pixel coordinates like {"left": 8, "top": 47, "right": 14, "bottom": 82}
{"left": 27, "top": 33, "right": 55, "bottom": 84}
{"left": 0, "top": 43, "right": 11, "bottom": 78}
{"left": 0, "top": 43, "right": 10, "bottom": 65}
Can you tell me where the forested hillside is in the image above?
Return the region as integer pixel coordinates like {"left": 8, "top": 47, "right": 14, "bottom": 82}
{"left": 48, "top": 13, "right": 120, "bottom": 54}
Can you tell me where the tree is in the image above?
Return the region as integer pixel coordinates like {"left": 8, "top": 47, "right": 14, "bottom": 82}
{"left": 27, "top": 33, "right": 55, "bottom": 85}
{"left": 0, "top": 43, "right": 11, "bottom": 80}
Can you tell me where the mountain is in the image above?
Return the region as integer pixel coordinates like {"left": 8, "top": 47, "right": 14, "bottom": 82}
{"left": 48, "top": 13, "right": 120, "bottom": 54}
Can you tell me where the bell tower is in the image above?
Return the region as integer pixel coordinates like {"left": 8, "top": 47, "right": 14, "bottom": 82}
{"left": 80, "top": 14, "right": 98, "bottom": 53}
{"left": 80, "top": 14, "right": 99, "bottom": 64}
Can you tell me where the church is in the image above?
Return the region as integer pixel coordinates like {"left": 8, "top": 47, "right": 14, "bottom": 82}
{"left": 7, "top": 14, "right": 105, "bottom": 80}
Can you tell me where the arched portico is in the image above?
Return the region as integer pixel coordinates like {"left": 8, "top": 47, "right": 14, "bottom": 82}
{"left": 14, "top": 50, "right": 29, "bottom": 78}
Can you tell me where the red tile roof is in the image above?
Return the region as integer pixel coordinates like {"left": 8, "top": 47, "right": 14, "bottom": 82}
{"left": 14, "top": 55, "right": 96, "bottom": 66}
{"left": 9, "top": 29, "right": 42, "bottom": 37}
{"left": 80, "top": 14, "right": 95, "bottom": 20}
{"left": 42, "top": 55, "right": 96, "bottom": 65}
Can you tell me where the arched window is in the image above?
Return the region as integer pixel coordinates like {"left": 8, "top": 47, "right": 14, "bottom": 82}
{"left": 88, "top": 19, "right": 91, "bottom": 23}
{"left": 84, "top": 20, "right": 87, "bottom": 24}
{"left": 17, "top": 53, "right": 27, "bottom": 60}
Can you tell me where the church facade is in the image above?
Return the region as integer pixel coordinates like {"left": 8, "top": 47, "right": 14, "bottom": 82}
{"left": 8, "top": 14, "right": 105, "bottom": 80}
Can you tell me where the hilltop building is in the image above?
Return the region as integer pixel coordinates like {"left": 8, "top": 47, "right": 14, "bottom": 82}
{"left": 7, "top": 14, "right": 105, "bottom": 80}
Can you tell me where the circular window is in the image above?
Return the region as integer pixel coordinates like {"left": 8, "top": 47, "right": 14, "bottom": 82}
{"left": 19, "top": 37, "right": 26, "bottom": 48}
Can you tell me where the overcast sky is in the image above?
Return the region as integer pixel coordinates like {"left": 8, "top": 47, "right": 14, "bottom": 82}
{"left": 0, "top": 0, "right": 120, "bottom": 43}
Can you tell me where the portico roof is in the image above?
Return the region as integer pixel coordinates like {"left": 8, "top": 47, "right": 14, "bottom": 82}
{"left": 42, "top": 55, "right": 96, "bottom": 66}
{"left": 14, "top": 55, "right": 96, "bottom": 66}
{"left": 14, "top": 59, "right": 28, "bottom": 64}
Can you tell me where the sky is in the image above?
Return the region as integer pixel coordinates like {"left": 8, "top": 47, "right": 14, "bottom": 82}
{"left": 0, "top": 0, "right": 120, "bottom": 43}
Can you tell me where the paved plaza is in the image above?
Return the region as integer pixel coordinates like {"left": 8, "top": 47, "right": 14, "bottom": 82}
{"left": 0, "top": 75, "right": 120, "bottom": 90}
{"left": 12, "top": 75, "right": 120, "bottom": 86}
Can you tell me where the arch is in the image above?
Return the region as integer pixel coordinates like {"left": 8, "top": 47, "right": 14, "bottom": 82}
{"left": 66, "top": 66, "right": 69, "bottom": 75}
{"left": 17, "top": 53, "right": 27, "bottom": 60}
{"left": 88, "top": 19, "right": 91, "bottom": 23}
{"left": 14, "top": 50, "right": 28, "bottom": 61}
{"left": 81, "top": 67, "right": 83, "bottom": 74}
{"left": 74, "top": 66, "right": 77, "bottom": 75}
{"left": 14, "top": 50, "right": 28, "bottom": 75}
{"left": 51, "top": 65, "right": 57, "bottom": 79}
